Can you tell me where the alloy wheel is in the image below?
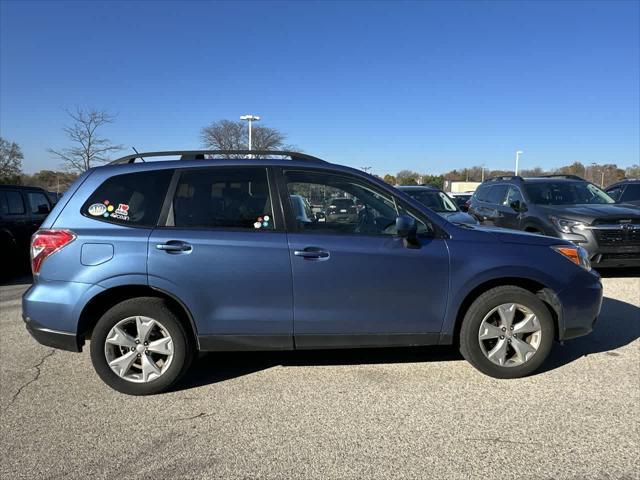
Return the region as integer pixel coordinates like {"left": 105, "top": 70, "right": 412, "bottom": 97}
{"left": 478, "top": 303, "right": 542, "bottom": 367}
{"left": 104, "top": 316, "right": 174, "bottom": 383}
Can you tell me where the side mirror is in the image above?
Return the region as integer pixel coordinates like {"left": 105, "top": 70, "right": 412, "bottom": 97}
{"left": 395, "top": 215, "right": 420, "bottom": 248}
{"left": 37, "top": 204, "right": 51, "bottom": 214}
{"left": 510, "top": 200, "right": 526, "bottom": 212}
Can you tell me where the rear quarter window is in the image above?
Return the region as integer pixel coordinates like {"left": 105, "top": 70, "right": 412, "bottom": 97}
{"left": 81, "top": 170, "right": 173, "bottom": 227}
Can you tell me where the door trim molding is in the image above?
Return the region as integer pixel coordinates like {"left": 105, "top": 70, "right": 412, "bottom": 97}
{"left": 294, "top": 333, "right": 441, "bottom": 350}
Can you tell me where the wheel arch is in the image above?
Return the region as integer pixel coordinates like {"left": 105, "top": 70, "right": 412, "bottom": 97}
{"left": 450, "top": 277, "right": 561, "bottom": 346}
{"left": 77, "top": 285, "right": 200, "bottom": 349}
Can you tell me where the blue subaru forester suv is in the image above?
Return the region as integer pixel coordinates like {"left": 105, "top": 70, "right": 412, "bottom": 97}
{"left": 23, "top": 151, "right": 603, "bottom": 395}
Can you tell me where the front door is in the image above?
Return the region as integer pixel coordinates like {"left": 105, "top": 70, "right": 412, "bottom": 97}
{"left": 280, "top": 169, "right": 450, "bottom": 348}
{"left": 148, "top": 166, "right": 293, "bottom": 350}
{"left": 495, "top": 186, "right": 525, "bottom": 229}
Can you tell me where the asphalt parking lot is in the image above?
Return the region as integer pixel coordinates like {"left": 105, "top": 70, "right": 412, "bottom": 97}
{"left": 1, "top": 272, "right": 639, "bottom": 480}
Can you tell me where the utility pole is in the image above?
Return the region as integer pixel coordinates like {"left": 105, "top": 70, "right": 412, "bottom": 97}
{"left": 361, "top": 166, "right": 372, "bottom": 174}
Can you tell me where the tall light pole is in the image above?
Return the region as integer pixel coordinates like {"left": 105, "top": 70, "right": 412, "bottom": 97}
{"left": 481, "top": 164, "right": 486, "bottom": 182}
{"left": 240, "top": 114, "right": 260, "bottom": 151}
{"left": 515, "top": 150, "right": 523, "bottom": 176}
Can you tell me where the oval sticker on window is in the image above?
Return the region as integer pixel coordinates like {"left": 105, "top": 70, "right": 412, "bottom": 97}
{"left": 88, "top": 203, "right": 107, "bottom": 216}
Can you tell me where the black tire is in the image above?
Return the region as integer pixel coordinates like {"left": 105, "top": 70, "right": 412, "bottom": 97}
{"left": 459, "top": 286, "right": 554, "bottom": 379}
{"left": 90, "top": 297, "right": 193, "bottom": 395}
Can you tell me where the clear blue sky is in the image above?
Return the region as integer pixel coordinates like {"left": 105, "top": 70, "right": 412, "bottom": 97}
{"left": 1, "top": 0, "right": 638, "bottom": 175}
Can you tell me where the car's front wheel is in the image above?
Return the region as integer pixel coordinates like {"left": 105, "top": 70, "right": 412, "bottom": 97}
{"left": 459, "top": 286, "right": 554, "bottom": 378}
{"left": 90, "top": 297, "right": 193, "bottom": 395}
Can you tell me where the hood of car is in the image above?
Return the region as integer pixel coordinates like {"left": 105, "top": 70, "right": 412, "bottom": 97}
{"left": 459, "top": 224, "right": 564, "bottom": 246}
{"left": 534, "top": 204, "right": 640, "bottom": 223}
{"left": 439, "top": 211, "right": 478, "bottom": 225}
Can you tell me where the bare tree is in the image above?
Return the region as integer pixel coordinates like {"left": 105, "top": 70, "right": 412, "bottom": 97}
{"left": 201, "top": 119, "right": 288, "bottom": 157}
{"left": 48, "top": 108, "right": 122, "bottom": 173}
{"left": 0, "top": 137, "right": 24, "bottom": 184}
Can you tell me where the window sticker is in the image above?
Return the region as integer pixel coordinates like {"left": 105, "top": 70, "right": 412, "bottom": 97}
{"left": 253, "top": 214, "right": 271, "bottom": 229}
{"left": 111, "top": 203, "right": 130, "bottom": 221}
{"left": 87, "top": 203, "right": 107, "bottom": 216}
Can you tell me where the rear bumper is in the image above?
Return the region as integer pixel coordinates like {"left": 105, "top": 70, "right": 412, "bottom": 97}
{"left": 23, "top": 315, "right": 83, "bottom": 352}
{"left": 22, "top": 279, "right": 103, "bottom": 352}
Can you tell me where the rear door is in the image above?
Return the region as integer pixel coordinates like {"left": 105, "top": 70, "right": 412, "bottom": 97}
{"left": 147, "top": 166, "right": 293, "bottom": 350}
{"left": 280, "top": 168, "right": 449, "bottom": 348}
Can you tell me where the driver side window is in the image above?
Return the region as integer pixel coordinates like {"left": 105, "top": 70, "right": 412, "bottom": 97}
{"left": 284, "top": 170, "right": 429, "bottom": 236}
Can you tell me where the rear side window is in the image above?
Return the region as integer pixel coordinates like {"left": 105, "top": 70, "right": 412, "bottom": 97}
{"left": 27, "top": 192, "right": 51, "bottom": 215}
{"left": 169, "top": 168, "right": 274, "bottom": 230}
{"left": 82, "top": 170, "right": 173, "bottom": 227}
{"left": 486, "top": 185, "right": 508, "bottom": 204}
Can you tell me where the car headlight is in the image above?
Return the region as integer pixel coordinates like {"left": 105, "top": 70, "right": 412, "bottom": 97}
{"left": 549, "top": 216, "right": 588, "bottom": 234}
{"left": 551, "top": 245, "right": 591, "bottom": 271}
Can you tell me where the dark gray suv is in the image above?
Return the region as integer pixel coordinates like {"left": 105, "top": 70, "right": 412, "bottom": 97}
{"left": 468, "top": 175, "right": 640, "bottom": 268}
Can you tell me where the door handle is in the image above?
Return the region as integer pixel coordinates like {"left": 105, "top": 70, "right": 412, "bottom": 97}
{"left": 156, "top": 241, "right": 192, "bottom": 253}
{"left": 294, "top": 248, "right": 330, "bottom": 260}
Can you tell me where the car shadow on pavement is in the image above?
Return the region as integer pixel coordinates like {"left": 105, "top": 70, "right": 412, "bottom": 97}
{"left": 596, "top": 267, "right": 640, "bottom": 278}
{"left": 177, "top": 296, "right": 640, "bottom": 391}
{"left": 176, "top": 346, "right": 462, "bottom": 392}
{"left": 541, "top": 296, "right": 640, "bottom": 373}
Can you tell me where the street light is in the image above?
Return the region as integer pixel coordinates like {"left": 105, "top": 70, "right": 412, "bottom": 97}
{"left": 240, "top": 114, "right": 260, "bottom": 151}
{"left": 515, "top": 150, "right": 523, "bottom": 176}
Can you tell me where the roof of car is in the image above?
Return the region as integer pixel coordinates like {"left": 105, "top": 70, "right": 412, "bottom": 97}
{"left": 96, "top": 150, "right": 360, "bottom": 177}
{"left": 482, "top": 175, "right": 588, "bottom": 184}
{"left": 607, "top": 179, "right": 640, "bottom": 186}
{"left": 0, "top": 184, "right": 46, "bottom": 191}
{"left": 521, "top": 177, "right": 585, "bottom": 183}
{"left": 397, "top": 185, "right": 440, "bottom": 190}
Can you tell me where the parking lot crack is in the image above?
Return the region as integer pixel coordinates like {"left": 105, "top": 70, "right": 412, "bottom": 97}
{"left": 175, "top": 412, "right": 212, "bottom": 421}
{"left": 8, "top": 349, "right": 56, "bottom": 407}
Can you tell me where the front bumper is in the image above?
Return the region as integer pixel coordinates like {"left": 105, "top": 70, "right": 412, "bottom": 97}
{"left": 554, "top": 271, "right": 603, "bottom": 341}
{"left": 558, "top": 230, "right": 640, "bottom": 268}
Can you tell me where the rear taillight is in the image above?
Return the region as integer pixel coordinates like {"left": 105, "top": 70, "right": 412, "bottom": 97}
{"left": 30, "top": 229, "right": 76, "bottom": 275}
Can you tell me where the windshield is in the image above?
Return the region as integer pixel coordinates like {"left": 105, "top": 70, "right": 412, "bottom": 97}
{"left": 524, "top": 182, "right": 615, "bottom": 205}
{"left": 407, "top": 190, "right": 459, "bottom": 212}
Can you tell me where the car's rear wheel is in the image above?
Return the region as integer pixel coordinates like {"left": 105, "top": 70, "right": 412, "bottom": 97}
{"left": 90, "top": 297, "right": 193, "bottom": 395}
{"left": 459, "top": 286, "right": 554, "bottom": 378}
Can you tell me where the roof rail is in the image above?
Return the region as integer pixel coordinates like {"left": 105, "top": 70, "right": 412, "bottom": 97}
{"left": 109, "top": 150, "right": 326, "bottom": 165}
{"left": 484, "top": 175, "right": 524, "bottom": 182}
{"left": 534, "top": 174, "right": 585, "bottom": 181}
